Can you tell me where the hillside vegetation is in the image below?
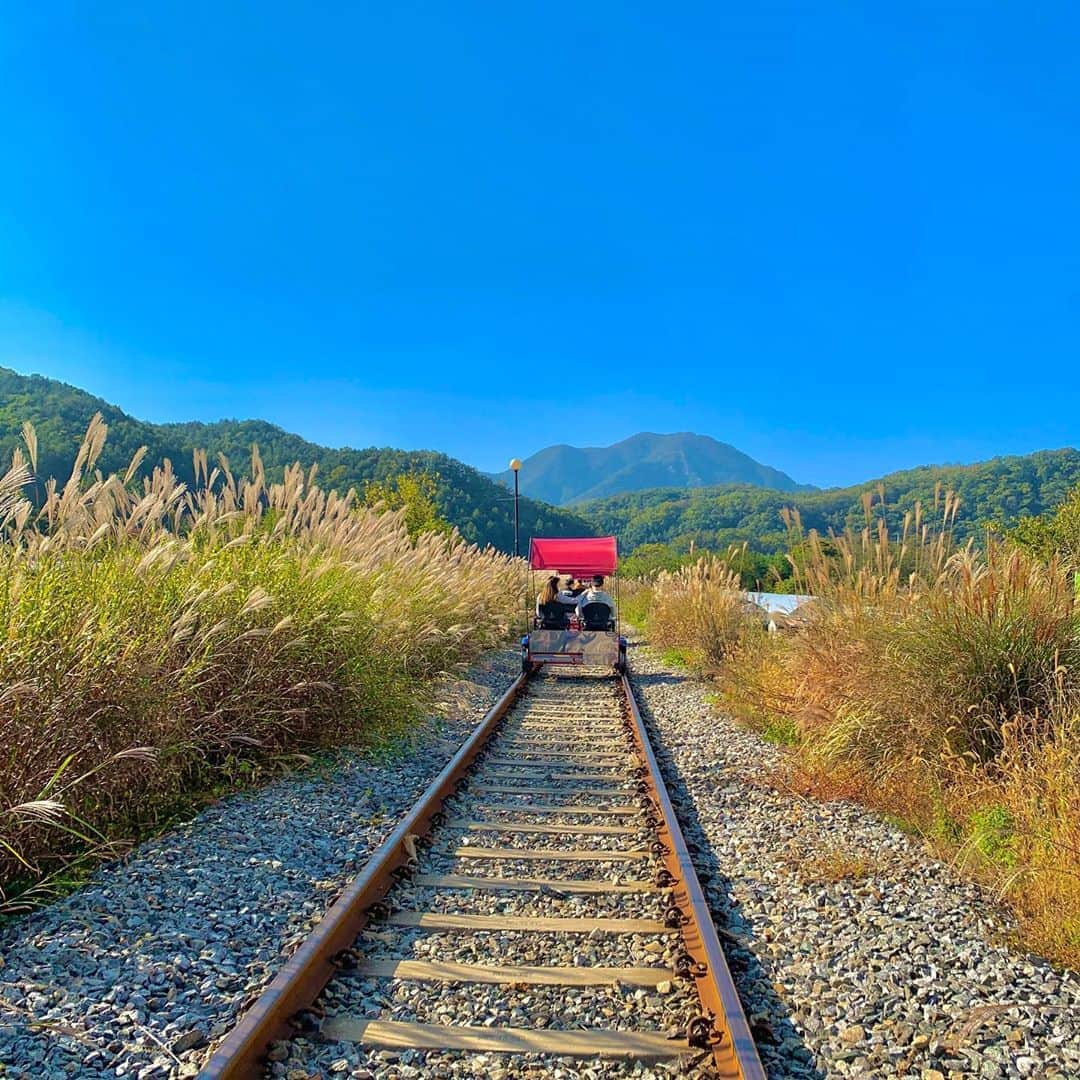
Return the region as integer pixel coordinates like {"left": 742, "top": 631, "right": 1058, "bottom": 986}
{"left": 632, "top": 499, "right": 1080, "bottom": 968}
{"left": 0, "top": 367, "right": 590, "bottom": 551}
{"left": 491, "top": 431, "right": 805, "bottom": 504}
{"left": 0, "top": 416, "right": 523, "bottom": 910}
{"left": 583, "top": 450, "right": 1080, "bottom": 553}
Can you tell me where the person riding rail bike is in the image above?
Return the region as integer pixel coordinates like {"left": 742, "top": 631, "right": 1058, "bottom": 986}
{"left": 576, "top": 574, "right": 616, "bottom": 630}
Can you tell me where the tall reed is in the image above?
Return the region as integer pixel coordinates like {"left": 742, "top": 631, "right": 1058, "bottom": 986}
{"left": 0, "top": 416, "right": 522, "bottom": 909}
{"left": 646, "top": 550, "right": 756, "bottom": 669}
{"left": 647, "top": 490, "right": 1080, "bottom": 966}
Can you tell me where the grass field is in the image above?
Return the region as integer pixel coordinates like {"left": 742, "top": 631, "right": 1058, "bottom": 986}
{"left": 0, "top": 416, "right": 522, "bottom": 911}
{"left": 638, "top": 499, "right": 1080, "bottom": 968}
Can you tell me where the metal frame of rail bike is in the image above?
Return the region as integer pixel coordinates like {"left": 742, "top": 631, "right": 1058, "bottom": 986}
{"left": 521, "top": 534, "right": 628, "bottom": 675}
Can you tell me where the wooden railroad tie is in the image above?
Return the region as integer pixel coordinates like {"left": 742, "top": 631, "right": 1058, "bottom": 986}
{"left": 348, "top": 958, "right": 676, "bottom": 986}
{"left": 469, "top": 784, "right": 639, "bottom": 798}
{"left": 411, "top": 872, "right": 658, "bottom": 893}
{"left": 445, "top": 818, "right": 640, "bottom": 836}
{"left": 384, "top": 911, "right": 672, "bottom": 934}
{"left": 452, "top": 844, "right": 649, "bottom": 862}
{"left": 480, "top": 767, "right": 630, "bottom": 782}
{"left": 482, "top": 756, "right": 628, "bottom": 767}
{"left": 319, "top": 1018, "right": 691, "bottom": 1058}
{"left": 473, "top": 801, "right": 639, "bottom": 816}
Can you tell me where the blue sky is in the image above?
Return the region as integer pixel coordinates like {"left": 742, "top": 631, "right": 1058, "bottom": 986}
{"left": 1, "top": 3, "right": 1077, "bottom": 488}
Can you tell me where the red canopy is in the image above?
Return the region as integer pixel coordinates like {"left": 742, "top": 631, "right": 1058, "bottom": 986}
{"left": 529, "top": 536, "right": 618, "bottom": 576}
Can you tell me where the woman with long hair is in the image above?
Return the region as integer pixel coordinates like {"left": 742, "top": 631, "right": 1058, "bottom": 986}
{"left": 536, "top": 574, "right": 560, "bottom": 615}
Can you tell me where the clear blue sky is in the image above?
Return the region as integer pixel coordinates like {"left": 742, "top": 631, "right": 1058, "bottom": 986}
{"left": 1, "top": 3, "right": 1077, "bottom": 488}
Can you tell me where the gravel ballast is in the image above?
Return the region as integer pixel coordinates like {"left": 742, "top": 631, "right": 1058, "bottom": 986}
{"left": 0, "top": 649, "right": 519, "bottom": 1080}
{"left": 629, "top": 641, "right": 1080, "bottom": 1079}
{"left": 4, "top": 642, "right": 1079, "bottom": 1080}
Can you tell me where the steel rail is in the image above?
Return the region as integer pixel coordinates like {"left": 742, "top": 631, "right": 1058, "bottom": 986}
{"left": 620, "top": 672, "right": 766, "bottom": 1079}
{"left": 198, "top": 672, "right": 527, "bottom": 1080}
{"left": 199, "top": 667, "right": 765, "bottom": 1079}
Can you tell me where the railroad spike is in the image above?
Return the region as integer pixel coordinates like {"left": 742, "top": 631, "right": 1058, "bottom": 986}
{"left": 288, "top": 1007, "right": 324, "bottom": 1035}
{"left": 664, "top": 904, "right": 690, "bottom": 929}
{"left": 364, "top": 900, "right": 391, "bottom": 921}
{"left": 655, "top": 868, "right": 678, "bottom": 889}
{"left": 675, "top": 952, "right": 708, "bottom": 980}
{"left": 686, "top": 1013, "right": 721, "bottom": 1049}
{"left": 330, "top": 948, "right": 361, "bottom": 970}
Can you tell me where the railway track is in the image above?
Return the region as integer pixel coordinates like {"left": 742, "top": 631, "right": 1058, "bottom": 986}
{"left": 200, "top": 667, "right": 765, "bottom": 1078}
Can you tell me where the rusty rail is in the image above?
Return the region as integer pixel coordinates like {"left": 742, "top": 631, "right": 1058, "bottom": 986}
{"left": 199, "top": 666, "right": 764, "bottom": 1079}
{"left": 199, "top": 673, "right": 527, "bottom": 1079}
{"left": 621, "top": 672, "right": 766, "bottom": 1078}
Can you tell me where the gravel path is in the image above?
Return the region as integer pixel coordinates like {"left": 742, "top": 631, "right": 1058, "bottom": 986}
{"left": 629, "top": 640, "right": 1080, "bottom": 1079}
{"left": 5, "top": 642, "right": 1078, "bottom": 1080}
{"left": 275, "top": 670, "right": 703, "bottom": 1080}
{"left": 0, "top": 649, "right": 520, "bottom": 1080}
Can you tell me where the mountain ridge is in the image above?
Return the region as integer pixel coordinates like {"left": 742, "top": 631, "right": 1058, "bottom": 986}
{"left": 0, "top": 366, "right": 591, "bottom": 552}
{"left": 4, "top": 365, "right": 1079, "bottom": 559}
{"left": 491, "top": 431, "right": 810, "bottom": 504}
{"left": 580, "top": 447, "right": 1080, "bottom": 553}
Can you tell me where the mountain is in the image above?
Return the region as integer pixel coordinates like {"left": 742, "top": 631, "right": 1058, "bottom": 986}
{"left": 492, "top": 432, "right": 807, "bottom": 505}
{"left": 0, "top": 367, "right": 590, "bottom": 552}
{"left": 8, "top": 366, "right": 1078, "bottom": 560}
{"left": 580, "top": 450, "right": 1080, "bottom": 553}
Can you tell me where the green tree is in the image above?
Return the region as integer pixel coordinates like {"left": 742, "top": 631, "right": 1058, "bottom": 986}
{"left": 363, "top": 472, "right": 454, "bottom": 540}
{"left": 1009, "top": 482, "right": 1080, "bottom": 567}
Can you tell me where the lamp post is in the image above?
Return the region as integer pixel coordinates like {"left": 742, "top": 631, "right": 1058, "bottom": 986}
{"left": 509, "top": 458, "right": 522, "bottom": 557}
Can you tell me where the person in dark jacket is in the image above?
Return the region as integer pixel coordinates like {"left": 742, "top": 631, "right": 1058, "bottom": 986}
{"left": 576, "top": 575, "right": 616, "bottom": 621}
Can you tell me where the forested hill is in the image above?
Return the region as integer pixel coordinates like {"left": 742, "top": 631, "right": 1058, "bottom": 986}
{"left": 0, "top": 367, "right": 589, "bottom": 551}
{"left": 492, "top": 432, "right": 807, "bottom": 504}
{"left": 580, "top": 450, "right": 1080, "bottom": 553}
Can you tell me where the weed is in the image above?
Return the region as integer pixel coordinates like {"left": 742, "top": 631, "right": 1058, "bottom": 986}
{"left": 0, "top": 416, "right": 522, "bottom": 910}
{"left": 760, "top": 716, "right": 800, "bottom": 746}
{"left": 632, "top": 491, "right": 1080, "bottom": 967}
{"left": 881, "top": 812, "right": 920, "bottom": 837}
{"left": 660, "top": 647, "right": 695, "bottom": 669}
{"left": 800, "top": 845, "right": 878, "bottom": 884}
{"left": 967, "top": 806, "right": 1018, "bottom": 867}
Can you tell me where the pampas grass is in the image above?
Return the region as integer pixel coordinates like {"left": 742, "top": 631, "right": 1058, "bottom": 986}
{"left": 637, "top": 491, "right": 1080, "bottom": 967}
{"left": 645, "top": 550, "right": 758, "bottom": 670}
{"left": 0, "top": 415, "right": 522, "bottom": 910}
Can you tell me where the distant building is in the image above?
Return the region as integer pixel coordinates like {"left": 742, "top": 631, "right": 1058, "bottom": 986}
{"left": 743, "top": 591, "right": 815, "bottom": 632}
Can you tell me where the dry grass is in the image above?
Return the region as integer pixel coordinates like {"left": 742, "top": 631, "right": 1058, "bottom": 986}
{"left": 643, "top": 490, "right": 1080, "bottom": 967}
{"left": 797, "top": 844, "right": 881, "bottom": 884}
{"left": 0, "top": 415, "right": 522, "bottom": 910}
{"left": 644, "top": 552, "right": 757, "bottom": 671}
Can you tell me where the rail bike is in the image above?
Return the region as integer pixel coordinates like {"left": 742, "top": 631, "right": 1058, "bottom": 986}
{"left": 202, "top": 529, "right": 766, "bottom": 1080}
{"left": 521, "top": 535, "right": 628, "bottom": 674}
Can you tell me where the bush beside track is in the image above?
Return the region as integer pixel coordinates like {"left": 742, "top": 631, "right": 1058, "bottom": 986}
{"left": 0, "top": 416, "right": 521, "bottom": 912}
{"left": 631, "top": 507, "right": 1080, "bottom": 970}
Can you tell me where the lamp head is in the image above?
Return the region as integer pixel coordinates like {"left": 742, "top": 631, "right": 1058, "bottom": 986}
{"left": 509, "top": 458, "right": 522, "bottom": 472}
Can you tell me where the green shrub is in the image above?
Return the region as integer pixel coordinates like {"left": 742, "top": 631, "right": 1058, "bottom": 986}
{"left": 0, "top": 416, "right": 521, "bottom": 910}
{"left": 967, "top": 805, "right": 1018, "bottom": 867}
